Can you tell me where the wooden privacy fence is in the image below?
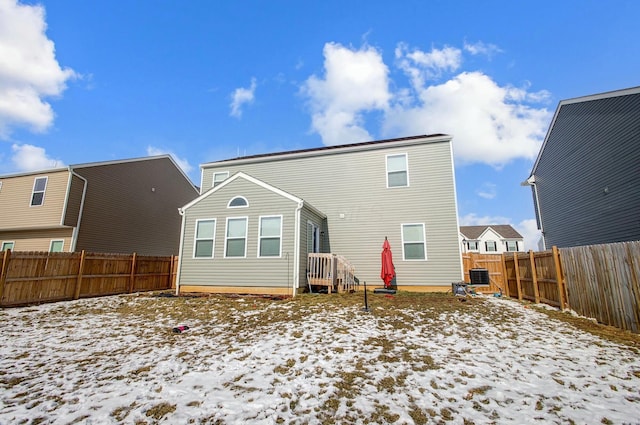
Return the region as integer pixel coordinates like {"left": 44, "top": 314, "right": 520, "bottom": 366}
{"left": 0, "top": 250, "right": 178, "bottom": 307}
{"left": 461, "top": 252, "right": 506, "bottom": 294}
{"left": 560, "top": 241, "right": 640, "bottom": 334}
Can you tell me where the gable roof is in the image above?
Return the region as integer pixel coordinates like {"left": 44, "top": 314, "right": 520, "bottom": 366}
{"left": 0, "top": 155, "right": 197, "bottom": 192}
{"left": 180, "top": 171, "right": 325, "bottom": 218}
{"left": 200, "top": 134, "right": 450, "bottom": 168}
{"left": 460, "top": 225, "right": 523, "bottom": 240}
{"left": 528, "top": 86, "right": 640, "bottom": 179}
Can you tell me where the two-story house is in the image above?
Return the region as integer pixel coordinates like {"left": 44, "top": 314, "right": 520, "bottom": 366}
{"left": 524, "top": 86, "right": 640, "bottom": 248}
{"left": 176, "top": 134, "right": 463, "bottom": 296}
{"left": 459, "top": 225, "right": 524, "bottom": 254}
{"left": 0, "top": 156, "right": 198, "bottom": 256}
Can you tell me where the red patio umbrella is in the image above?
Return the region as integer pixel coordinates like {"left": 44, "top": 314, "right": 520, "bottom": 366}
{"left": 380, "top": 237, "right": 395, "bottom": 289}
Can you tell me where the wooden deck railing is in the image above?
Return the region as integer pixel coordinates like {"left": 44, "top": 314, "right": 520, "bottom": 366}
{"left": 307, "top": 253, "right": 357, "bottom": 293}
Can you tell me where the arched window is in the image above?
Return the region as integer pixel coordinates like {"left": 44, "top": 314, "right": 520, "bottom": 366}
{"left": 228, "top": 196, "right": 248, "bottom": 208}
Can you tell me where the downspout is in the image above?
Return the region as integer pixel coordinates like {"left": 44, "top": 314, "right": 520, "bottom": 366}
{"left": 68, "top": 168, "right": 88, "bottom": 252}
{"left": 522, "top": 176, "right": 545, "bottom": 250}
{"left": 292, "top": 201, "right": 304, "bottom": 297}
{"left": 175, "top": 208, "right": 187, "bottom": 296}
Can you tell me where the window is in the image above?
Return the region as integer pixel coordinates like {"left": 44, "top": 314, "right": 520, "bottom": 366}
{"left": 386, "top": 154, "right": 409, "bottom": 188}
{"left": 213, "top": 172, "right": 229, "bottom": 187}
{"left": 194, "top": 219, "right": 216, "bottom": 258}
{"left": 259, "top": 216, "right": 282, "bottom": 257}
{"left": 307, "top": 222, "right": 320, "bottom": 254}
{"left": 0, "top": 181, "right": 3, "bottom": 191}
{"left": 466, "top": 240, "right": 479, "bottom": 251}
{"left": 31, "top": 177, "right": 48, "bottom": 206}
{"left": 1, "top": 241, "right": 14, "bottom": 251}
{"left": 228, "top": 196, "right": 248, "bottom": 208}
{"left": 49, "top": 240, "right": 64, "bottom": 252}
{"left": 506, "top": 240, "right": 519, "bottom": 252}
{"left": 402, "top": 223, "right": 426, "bottom": 260}
{"left": 225, "top": 217, "right": 247, "bottom": 257}
{"left": 485, "top": 241, "right": 497, "bottom": 252}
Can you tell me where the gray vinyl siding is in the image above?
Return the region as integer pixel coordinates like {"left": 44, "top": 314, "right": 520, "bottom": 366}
{"left": 179, "top": 178, "right": 300, "bottom": 288}
{"left": 298, "top": 206, "right": 327, "bottom": 288}
{"left": 201, "top": 137, "right": 462, "bottom": 287}
{"left": 533, "top": 91, "right": 640, "bottom": 248}
{"left": 73, "top": 157, "right": 198, "bottom": 255}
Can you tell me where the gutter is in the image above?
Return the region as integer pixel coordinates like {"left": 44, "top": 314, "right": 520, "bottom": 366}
{"left": 521, "top": 176, "right": 546, "bottom": 250}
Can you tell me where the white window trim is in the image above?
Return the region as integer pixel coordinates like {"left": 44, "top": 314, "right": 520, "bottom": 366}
{"left": 213, "top": 171, "right": 229, "bottom": 187}
{"left": 193, "top": 218, "right": 216, "bottom": 259}
{"left": 467, "top": 240, "right": 479, "bottom": 251}
{"left": 258, "top": 215, "right": 283, "bottom": 258}
{"left": 485, "top": 241, "right": 497, "bottom": 252}
{"left": 31, "top": 176, "right": 48, "bottom": 207}
{"left": 1, "top": 241, "right": 15, "bottom": 251}
{"left": 49, "top": 239, "right": 64, "bottom": 252}
{"left": 0, "top": 181, "right": 3, "bottom": 192}
{"left": 225, "top": 216, "right": 248, "bottom": 258}
{"left": 401, "top": 223, "right": 427, "bottom": 261}
{"left": 386, "top": 153, "right": 409, "bottom": 188}
{"left": 505, "top": 240, "right": 519, "bottom": 252}
{"left": 227, "top": 196, "right": 249, "bottom": 208}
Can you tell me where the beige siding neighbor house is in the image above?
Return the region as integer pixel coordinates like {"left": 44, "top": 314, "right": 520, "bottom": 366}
{"left": 0, "top": 156, "right": 198, "bottom": 256}
{"left": 177, "top": 134, "right": 463, "bottom": 296}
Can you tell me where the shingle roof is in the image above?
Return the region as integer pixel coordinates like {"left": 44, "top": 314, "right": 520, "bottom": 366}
{"left": 460, "top": 225, "right": 523, "bottom": 239}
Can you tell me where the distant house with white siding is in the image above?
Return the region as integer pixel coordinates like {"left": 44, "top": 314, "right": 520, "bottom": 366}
{"left": 459, "top": 225, "right": 524, "bottom": 254}
{"left": 524, "top": 86, "right": 640, "bottom": 248}
{"left": 176, "top": 134, "right": 463, "bottom": 296}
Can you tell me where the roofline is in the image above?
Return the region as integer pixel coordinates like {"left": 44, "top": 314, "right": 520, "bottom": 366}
{"left": 0, "top": 155, "right": 198, "bottom": 192}
{"left": 180, "top": 171, "right": 326, "bottom": 219}
{"left": 200, "top": 134, "right": 451, "bottom": 168}
{"left": 528, "top": 86, "right": 640, "bottom": 178}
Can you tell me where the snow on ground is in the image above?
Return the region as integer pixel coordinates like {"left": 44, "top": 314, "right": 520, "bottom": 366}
{"left": 1, "top": 293, "right": 639, "bottom": 424}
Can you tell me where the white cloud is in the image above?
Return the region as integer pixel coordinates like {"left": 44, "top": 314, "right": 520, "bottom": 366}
{"left": 229, "top": 78, "right": 257, "bottom": 118}
{"left": 0, "top": 0, "right": 76, "bottom": 138}
{"left": 301, "top": 42, "right": 391, "bottom": 145}
{"left": 147, "top": 146, "right": 193, "bottom": 175}
{"left": 463, "top": 40, "right": 502, "bottom": 58}
{"left": 515, "top": 218, "right": 543, "bottom": 251}
{"left": 395, "top": 43, "right": 462, "bottom": 87}
{"left": 302, "top": 41, "right": 550, "bottom": 167}
{"left": 458, "top": 213, "right": 512, "bottom": 227}
{"left": 476, "top": 182, "right": 497, "bottom": 200}
{"left": 384, "top": 71, "right": 550, "bottom": 167}
{"left": 11, "top": 143, "right": 63, "bottom": 171}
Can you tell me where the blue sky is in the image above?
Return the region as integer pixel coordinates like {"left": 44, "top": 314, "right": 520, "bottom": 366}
{"left": 1, "top": 0, "right": 639, "bottom": 249}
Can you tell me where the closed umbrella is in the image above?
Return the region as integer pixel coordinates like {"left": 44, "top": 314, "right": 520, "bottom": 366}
{"left": 380, "top": 237, "right": 395, "bottom": 289}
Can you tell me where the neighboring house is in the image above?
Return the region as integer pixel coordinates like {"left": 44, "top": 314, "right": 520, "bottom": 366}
{"left": 459, "top": 225, "right": 524, "bottom": 254}
{"left": 177, "top": 134, "right": 463, "bottom": 296}
{"left": 0, "top": 156, "right": 198, "bottom": 256}
{"left": 524, "top": 86, "right": 640, "bottom": 249}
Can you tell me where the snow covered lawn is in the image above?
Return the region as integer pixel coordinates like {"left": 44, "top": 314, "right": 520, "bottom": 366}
{"left": 1, "top": 292, "right": 639, "bottom": 424}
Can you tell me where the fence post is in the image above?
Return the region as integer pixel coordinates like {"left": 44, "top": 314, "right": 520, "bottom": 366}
{"left": 530, "top": 250, "right": 541, "bottom": 303}
{"left": 0, "top": 249, "right": 11, "bottom": 304}
{"left": 129, "top": 252, "right": 137, "bottom": 293}
{"left": 513, "top": 252, "right": 523, "bottom": 301}
{"left": 501, "top": 253, "right": 510, "bottom": 297}
{"left": 552, "top": 246, "right": 567, "bottom": 310}
{"left": 74, "top": 250, "right": 86, "bottom": 300}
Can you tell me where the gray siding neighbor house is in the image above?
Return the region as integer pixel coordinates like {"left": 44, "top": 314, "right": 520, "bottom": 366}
{"left": 525, "top": 86, "right": 640, "bottom": 249}
{"left": 0, "top": 156, "right": 199, "bottom": 256}
{"left": 177, "top": 134, "right": 463, "bottom": 296}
